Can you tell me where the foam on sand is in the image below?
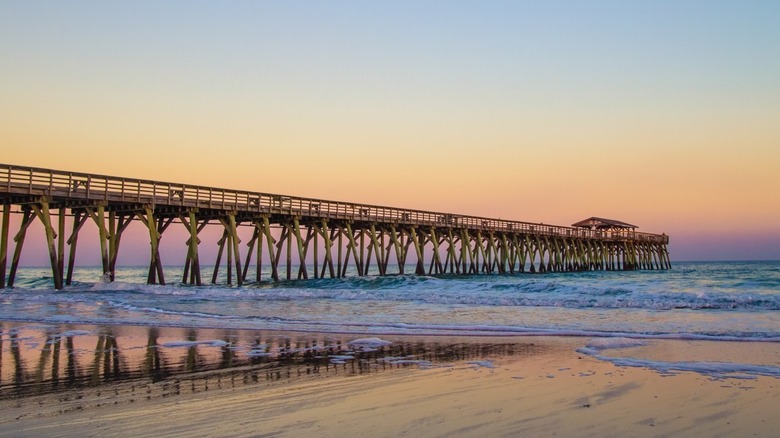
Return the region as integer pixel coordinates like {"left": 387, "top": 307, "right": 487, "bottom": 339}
{"left": 161, "top": 340, "right": 230, "bottom": 348}
{"left": 578, "top": 337, "right": 780, "bottom": 379}
{"left": 347, "top": 337, "right": 393, "bottom": 349}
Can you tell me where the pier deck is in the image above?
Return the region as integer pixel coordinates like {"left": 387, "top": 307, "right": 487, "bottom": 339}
{"left": 0, "top": 164, "right": 670, "bottom": 289}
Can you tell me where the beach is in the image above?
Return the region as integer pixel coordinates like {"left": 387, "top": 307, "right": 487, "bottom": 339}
{"left": 4, "top": 0, "right": 779, "bottom": 434}
{"left": 1, "top": 324, "right": 779, "bottom": 437}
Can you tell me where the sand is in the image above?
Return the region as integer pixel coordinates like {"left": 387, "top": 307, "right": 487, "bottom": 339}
{"left": 1, "top": 334, "right": 779, "bottom": 437}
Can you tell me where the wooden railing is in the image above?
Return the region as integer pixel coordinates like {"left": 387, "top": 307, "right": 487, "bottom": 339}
{"left": 0, "top": 163, "right": 669, "bottom": 244}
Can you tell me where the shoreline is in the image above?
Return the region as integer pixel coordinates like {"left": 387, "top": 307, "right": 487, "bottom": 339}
{"left": 2, "top": 323, "right": 779, "bottom": 437}
{"left": 3, "top": 313, "right": 780, "bottom": 343}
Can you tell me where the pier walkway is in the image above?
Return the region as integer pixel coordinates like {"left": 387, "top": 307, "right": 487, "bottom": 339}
{"left": 0, "top": 164, "right": 670, "bottom": 289}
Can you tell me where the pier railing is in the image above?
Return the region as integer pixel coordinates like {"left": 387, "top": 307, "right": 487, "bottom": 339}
{"left": 0, "top": 163, "right": 668, "bottom": 244}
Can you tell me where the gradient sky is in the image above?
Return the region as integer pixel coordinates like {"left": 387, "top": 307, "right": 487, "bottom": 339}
{"left": 2, "top": 0, "right": 779, "bottom": 263}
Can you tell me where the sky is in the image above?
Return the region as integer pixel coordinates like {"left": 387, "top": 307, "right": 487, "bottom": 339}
{"left": 1, "top": 0, "right": 779, "bottom": 263}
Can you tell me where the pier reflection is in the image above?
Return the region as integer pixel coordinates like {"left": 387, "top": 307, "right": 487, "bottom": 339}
{"left": 1, "top": 323, "right": 548, "bottom": 409}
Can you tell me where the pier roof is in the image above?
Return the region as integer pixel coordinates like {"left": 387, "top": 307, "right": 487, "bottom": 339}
{"left": 572, "top": 217, "right": 637, "bottom": 230}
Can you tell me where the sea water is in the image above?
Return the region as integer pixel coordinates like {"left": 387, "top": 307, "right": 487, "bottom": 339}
{"left": 2, "top": 261, "right": 778, "bottom": 340}
{"left": 2, "top": 261, "right": 780, "bottom": 387}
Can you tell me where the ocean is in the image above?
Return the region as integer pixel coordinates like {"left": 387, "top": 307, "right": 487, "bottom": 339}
{"left": 2, "top": 261, "right": 778, "bottom": 340}
{"left": 2, "top": 260, "right": 780, "bottom": 395}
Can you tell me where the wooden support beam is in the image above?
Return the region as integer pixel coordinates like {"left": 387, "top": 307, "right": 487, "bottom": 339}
{"left": 89, "top": 206, "right": 110, "bottom": 277}
{"left": 345, "top": 223, "right": 363, "bottom": 276}
{"left": 511, "top": 234, "right": 523, "bottom": 273}
{"left": 255, "top": 221, "right": 264, "bottom": 282}
{"left": 216, "top": 219, "right": 233, "bottom": 285}
{"left": 429, "top": 227, "right": 443, "bottom": 275}
{"left": 441, "top": 235, "right": 450, "bottom": 274}
{"left": 320, "top": 220, "right": 335, "bottom": 279}
{"left": 8, "top": 208, "right": 35, "bottom": 288}
{"left": 482, "top": 232, "right": 491, "bottom": 274}
{"left": 253, "top": 220, "right": 264, "bottom": 282}
{"left": 404, "top": 233, "right": 416, "bottom": 269}
{"left": 154, "top": 216, "right": 171, "bottom": 284}
{"left": 66, "top": 211, "right": 88, "bottom": 286}
{"left": 181, "top": 215, "right": 194, "bottom": 284}
{"left": 485, "top": 232, "right": 499, "bottom": 274}
{"left": 445, "top": 229, "right": 458, "bottom": 274}
{"left": 498, "top": 233, "right": 508, "bottom": 274}
{"left": 341, "top": 226, "right": 352, "bottom": 278}
{"left": 260, "top": 217, "right": 278, "bottom": 281}
{"left": 460, "top": 229, "right": 472, "bottom": 274}
{"left": 475, "top": 233, "right": 484, "bottom": 274}
{"left": 486, "top": 232, "right": 497, "bottom": 274}
{"left": 359, "top": 227, "right": 366, "bottom": 276}
{"left": 108, "top": 211, "right": 117, "bottom": 280}
{"left": 293, "top": 219, "right": 308, "bottom": 280}
{"left": 629, "top": 241, "right": 637, "bottom": 270}
{"left": 551, "top": 237, "right": 562, "bottom": 272}
{"left": 509, "top": 234, "right": 521, "bottom": 273}
{"left": 106, "top": 213, "right": 133, "bottom": 282}
{"left": 212, "top": 230, "right": 227, "bottom": 284}
{"left": 524, "top": 235, "right": 536, "bottom": 273}
{"left": 538, "top": 237, "right": 549, "bottom": 273}
{"left": 242, "top": 227, "right": 259, "bottom": 283}
{"left": 313, "top": 224, "right": 319, "bottom": 279}
{"left": 285, "top": 223, "right": 292, "bottom": 280}
{"left": 0, "top": 203, "right": 9, "bottom": 288}
{"left": 32, "top": 200, "right": 63, "bottom": 289}
{"left": 185, "top": 211, "right": 202, "bottom": 286}
{"left": 423, "top": 233, "right": 435, "bottom": 274}
{"left": 388, "top": 225, "right": 403, "bottom": 275}
{"left": 578, "top": 239, "right": 588, "bottom": 271}
{"left": 57, "top": 207, "right": 65, "bottom": 286}
{"left": 453, "top": 233, "right": 465, "bottom": 275}
{"left": 650, "top": 244, "right": 657, "bottom": 270}
{"left": 408, "top": 227, "right": 425, "bottom": 276}
{"left": 273, "top": 226, "right": 288, "bottom": 280}
{"left": 666, "top": 245, "right": 672, "bottom": 269}
{"left": 138, "top": 208, "right": 162, "bottom": 284}
{"left": 401, "top": 231, "right": 413, "bottom": 272}
{"left": 228, "top": 214, "right": 242, "bottom": 286}
{"left": 664, "top": 245, "right": 670, "bottom": 269}
{"left": 336, "top": 226, "right": 343, "bottom": 278}
{"left": 301, "top": 225, "right": 315, "bottom": 278}
{"left": 364, "top": 229, "right": 374, "bottom": 276}
{"left": 369, "top": 224, "right": 384, "bottom": 276}
{"left": 381, "top": 231, "right": 389, "bottom": 275}
{"left": 548, "top": 238, "right": 557, "bottom": 272}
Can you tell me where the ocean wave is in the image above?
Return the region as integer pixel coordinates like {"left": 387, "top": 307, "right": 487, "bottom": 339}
{"left": 3, "top": 313, "right": 780, "bottom": 343}
{"left": 4, "top": 278, "right": 780, "bottom": 311}
{"left": 3, "top": 262, "right": 779, "bottom": 339}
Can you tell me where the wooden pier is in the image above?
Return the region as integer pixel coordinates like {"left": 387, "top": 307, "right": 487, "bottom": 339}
{"left": 0, "top": 164, "right": 671, "bottom": 289}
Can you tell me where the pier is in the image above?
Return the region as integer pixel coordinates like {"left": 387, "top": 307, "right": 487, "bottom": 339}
{"left": 0, "top": 164, "right": 671, "bottom": 289}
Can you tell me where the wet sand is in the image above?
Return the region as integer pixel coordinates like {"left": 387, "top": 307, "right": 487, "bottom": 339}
{"left": 1, "top": 324, "right": 779, "bottom": 437}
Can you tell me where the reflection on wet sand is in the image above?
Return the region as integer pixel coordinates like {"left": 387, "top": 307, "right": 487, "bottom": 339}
{"left": 1, "top": 323, "right": 547, "bottom": 414}
{"left": 3, "top": 323, "right": 779, "bottom": 437}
